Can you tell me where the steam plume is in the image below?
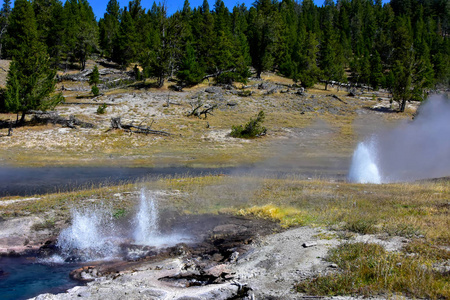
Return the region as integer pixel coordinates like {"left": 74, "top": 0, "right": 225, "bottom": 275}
{"left": 349, "top": 94, "right": 450, "bottom": 183}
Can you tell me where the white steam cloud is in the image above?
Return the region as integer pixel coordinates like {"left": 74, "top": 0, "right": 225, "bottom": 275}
{"left": 349, "top": 94, "right": 450, "bottom": 183}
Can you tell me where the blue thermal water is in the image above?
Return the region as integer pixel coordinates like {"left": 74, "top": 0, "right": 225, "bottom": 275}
{"left": 0, "top": 257, "right": 81, "bottom": 300}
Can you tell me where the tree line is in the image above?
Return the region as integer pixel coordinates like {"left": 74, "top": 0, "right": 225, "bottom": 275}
{"left": 0, "top": 0, "right": 449, "bottom": 118}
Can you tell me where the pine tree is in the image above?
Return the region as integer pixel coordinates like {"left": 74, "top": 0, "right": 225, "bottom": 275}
{"left": 247, "top": 0, "right": 281, "bottom": 78}
{"left": 369, "top": 50, "right": 383, "bottom": 90}
{"left": 319, "top": 3, "right": 345, "bottom": 90}
{"left": 193, "top": 0, "right": 215, "bottom": 73}
{"left": 99, "top": 0, "right": 120, "bottom": 58}
{"left": 5, "top": 0, "right": 61, "bottom": 123}
{"left": 141, "top": 3, "right": 179, "bottom": 87}
{"left": 296, "top": 32, "right": 321, "bottom": 88}
{"left": 89, "top": 65, "right": 100, "bottom": 96}
{"left": 0, "top": 0, "right": 12, "bottom": 58}
{"left": 177, "top": 42, "right": 204, "bottom": 86}
{"left": 113, "top": 9, "right": 137, "bottom": 68}
{"left": 46, "top": 1, "right": 65, "bottom": 68}
{"left": 63, "top": 0, "right": 97, "bottom": 70}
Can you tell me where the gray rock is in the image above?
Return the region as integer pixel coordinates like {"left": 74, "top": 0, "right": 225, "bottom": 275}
{"left": 258, "top": 82, "right": 270, "bottom": 90}
{"left": 205, "top": 87, "right": 222, "bottom": 94}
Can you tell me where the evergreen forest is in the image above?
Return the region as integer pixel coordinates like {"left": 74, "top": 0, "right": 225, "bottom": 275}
{"left": 0, "top": 0, "right": 449, "bottom": 114}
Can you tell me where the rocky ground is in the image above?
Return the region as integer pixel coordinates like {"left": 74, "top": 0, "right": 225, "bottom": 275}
{"left": 28, "top": 224, "right": 411, "bottom": 300}
{"left": 0, "top": 208, "right": 414, "bottom": 300}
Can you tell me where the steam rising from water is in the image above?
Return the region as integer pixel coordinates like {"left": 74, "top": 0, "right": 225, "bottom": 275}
{"left": 349, "top": 95, "right": 450, "bottom": 183}
{"left": 56, "top": 190, "right": 191, "bottom": 261}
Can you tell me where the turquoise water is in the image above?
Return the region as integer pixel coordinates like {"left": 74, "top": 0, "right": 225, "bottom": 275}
{"left": 0, "top": 257, "right": 81, "bottom": 300}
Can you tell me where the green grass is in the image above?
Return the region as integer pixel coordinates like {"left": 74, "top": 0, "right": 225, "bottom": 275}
{"left": 296, "top": 242, "right": 450, "bottom": 299}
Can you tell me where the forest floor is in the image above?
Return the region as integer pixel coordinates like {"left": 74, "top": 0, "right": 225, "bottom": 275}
{"left": 0, "top": 60, "right": 448, "bottom": 299}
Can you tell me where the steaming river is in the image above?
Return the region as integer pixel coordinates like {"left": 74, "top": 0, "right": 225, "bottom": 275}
{"left": 0, "top": 166, "right": 236, "bottom": 197}
{"left": 0, "top": 165, "right": 349, "bottom": 197}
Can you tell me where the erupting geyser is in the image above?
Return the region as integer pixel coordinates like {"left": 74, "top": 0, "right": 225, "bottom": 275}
{"left": 57, "top": 207, "right": 120, "bottom": 260}
{"left": 133, "top": 190, "right": 160, "bottom": 245}
{"left": 348, "top": 95, "right": 450, "bottom": 183}
{"left": 56, "top": 189, "right": 192, "bottom": 261}
{"left": 132, "top": 189, "right": 192, "bottom": 247}
{"left": 348, "top": 140, "right": 381, "bottom": 184}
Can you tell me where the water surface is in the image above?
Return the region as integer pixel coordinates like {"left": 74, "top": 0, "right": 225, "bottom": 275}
{"left": 0, "top": 257, "right": 81, "bottom": 300}
{"left": 0, "top": 167, "right": 232, "bottom": 197}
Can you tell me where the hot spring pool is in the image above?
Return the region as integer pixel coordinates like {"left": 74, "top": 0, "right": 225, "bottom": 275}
{"left": 0, "top": 256, "right": 82, "bottom": 300}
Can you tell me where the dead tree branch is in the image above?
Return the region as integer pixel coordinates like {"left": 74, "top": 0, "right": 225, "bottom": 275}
{"left": 29, "top": 111, "right": 94, "bottom": 128}
{"left": 110, "top": 117, "right": 172, "bottom": 136}
{"left": 187, "top": 100, "right": 218, "bottom": 119}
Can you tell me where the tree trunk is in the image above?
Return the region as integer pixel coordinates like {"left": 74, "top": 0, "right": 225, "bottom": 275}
{"left": 19, "top": 111, "right": 26, "bottom": 124}
{"left": 325, "top": 81, "right": 329, "bottom": 90}
{"left": 256, "top": 69, "right": 262, "bottom": 79}
{"left": 158, "top": 76, "right": 164, "bottom": 88}
{"left": 399, "top": 99, "right": 406, "bottom": 112}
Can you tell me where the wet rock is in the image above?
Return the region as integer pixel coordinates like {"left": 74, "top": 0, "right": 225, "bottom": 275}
{"left": 37, "top": 239, "right": 58, "bottom": 257}
{"left": 70, "top": 266, "right": 101, "bottom": 282}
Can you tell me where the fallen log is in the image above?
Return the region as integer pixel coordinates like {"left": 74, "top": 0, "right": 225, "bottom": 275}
{"left": 328, "top": 94, "right": 348, "bottom": 104}
{"left": 30, "top": 111, "right": 94, "bottom": 128}
{"left": 110, "top": 117, "right": 172, "bottom": 136}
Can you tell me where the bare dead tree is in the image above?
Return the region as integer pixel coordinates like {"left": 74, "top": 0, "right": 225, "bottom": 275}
{"left": 187, "top": 100, "right": 218, "bottom": 119}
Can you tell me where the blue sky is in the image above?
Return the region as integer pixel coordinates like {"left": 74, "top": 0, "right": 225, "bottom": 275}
{"left": 1, "top": 0, "right": 391, "bottom": 20}
{"left": 91, "top": 0, "right": 391, "bottom": 19}
{"left": 93, "top": 1, "right": 263, "bottom": 18}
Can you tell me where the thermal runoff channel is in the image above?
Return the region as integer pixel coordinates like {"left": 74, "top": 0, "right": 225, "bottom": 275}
{"left": 349, "top": 95, "right": 450, "bottom": 183}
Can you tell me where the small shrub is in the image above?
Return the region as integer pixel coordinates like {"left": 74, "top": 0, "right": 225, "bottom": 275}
{"left": 97, "top": 103, "right": 107, "bottom": 114}
{"left": 344, "top": 218, "right": 377, "bottom": 234}
{"left": 91, "top": 85, "right": 100, "bottom": 96}
{"left": 231, "top": 110, "right": 267, "bottom": 138}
